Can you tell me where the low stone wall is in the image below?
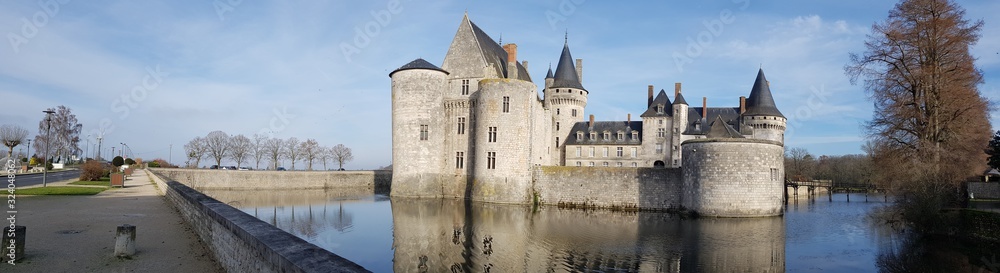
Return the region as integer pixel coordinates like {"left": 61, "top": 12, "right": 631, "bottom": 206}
{"left": 151, "top": 168, "right": 391, "bottom": 193}
{"left": 969, "top": 182, "right": 1000, "bottom": 199}
{"left": 148, "top": 170, "right": 370, "bottom": 273}
{"left": 532, "top": 166, "right": 682, "bottom": 211}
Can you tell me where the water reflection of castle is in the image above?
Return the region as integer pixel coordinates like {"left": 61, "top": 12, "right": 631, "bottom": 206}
{"left": 391, "top": 199, "right": 785, "bottom": 273}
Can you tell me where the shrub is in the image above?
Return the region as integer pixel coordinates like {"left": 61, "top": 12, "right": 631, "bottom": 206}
{"left": 124, "top": 158, "right": 136, "bottom": 165}
{"left": 112, "top": 156, "right": 124, "bottom": 168}
{"left": 45, "top": 162, "right": 53, "bottom": 170}
{"left": 79, "top": 161, "right": 105, "bottom": 181}
{"left": 148, "top": 161, "right": 160, "bottom": 168}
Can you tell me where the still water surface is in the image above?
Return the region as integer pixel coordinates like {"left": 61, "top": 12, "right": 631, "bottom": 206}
{"left": 204, "top": 190, "right": 891, "bottom": 272}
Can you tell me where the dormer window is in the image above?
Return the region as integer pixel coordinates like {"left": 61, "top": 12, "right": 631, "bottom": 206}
{"left": 617, "top": 132, "right": 624, "bottom": 140}
{"left": 577, "top": 132, "right": 583, "bottom": 140}
{"left": 590, "top": 132, "right": 597, "bottom": 140}
{"left": 631, "top": 131, "right": 638, "bottom": 140}
{"left": 656, "top": 104, "right": 664, "bottom": 114}
{"left": 603, "top": 132, "right": 610, "bottom": 140}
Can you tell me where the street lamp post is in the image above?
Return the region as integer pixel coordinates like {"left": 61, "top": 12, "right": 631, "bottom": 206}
{"left": 96, "top": 136, "right": 103, "bottom": 161}
{"left": 120, "top": 143, "right": 125, "bottom": 158}
{"left": 85, "top": 135, "right": 90, "bottom": 163}
{"left": 42, "top": 109, "right": 54, "bottom": 187}
{"left": 24, "top": 139, "right": 30, "bottom": 167}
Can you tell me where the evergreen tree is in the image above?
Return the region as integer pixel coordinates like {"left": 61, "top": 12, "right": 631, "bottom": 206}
{"left": 987, "top": 131, "right": 1000, "bottom": 170}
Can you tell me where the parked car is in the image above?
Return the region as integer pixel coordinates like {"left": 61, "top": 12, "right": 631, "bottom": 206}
{"left": 238, "top": 166, "right": 251, "bottom": 171}
{"left": 210, "top": 165, "right": 219, "bottom": 169}
{"left": 276, "top": 167, "right": 287, "bottom": 171}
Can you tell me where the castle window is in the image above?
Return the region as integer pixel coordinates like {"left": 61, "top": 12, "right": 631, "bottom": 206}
{"left": 572, "top": 109, "right": 578, "bottom": 117}
{"left": 456, "top": 152, "right": 464, "bottom": 169}
{"left": 590, "top": 132, "right": 596, "bottom": 140}
{"left": 457, "top": 117, "right": 466, "bottom": 135}
{"left": 603, "top": 162, "right": 609, "bottom": 167}
{"left": 461, "top": 80, "right": 470, "bottom": 95}
{"left": 603, "top": 132, "right": 610, "bottom": 140}
{"left": 674, "top": 127, "right": 679, "bottom": 133}
{"left": 631, "top": 162, "right": 637, "bottom": 167}
{"left": 631, "top": 131, "right": 638, "bottom": 140}
{"left": 576, "top": 147, "right": 581, "bottom": 157}
{"left": 673, "top": 159, "right": 678, "bottom": 166}
{"left": 488, "top": 127, "right": 497, "bottom": 142}
{"left": 771, "top": 168, "right": 778, "bottom": 181}
{"left": 576, "top": 161, "right": 581, "bottom": 167}
{"left": 556, "top": 137, "right": 560, "bottom": 147}
{"left": 659, "top": 119, "right": 663, "bottom": 125}
{"left": 589, "top": 147, "right": 595, "bottom": 157}
{"left": 580, "top": 91, "right": 583, "bottom": 95}
{"left": 603, "top": 147, "right": 609, "bottom": 157}
{"left": 616, "top": 147, "right": 623, "bottom": 157}
{"left": 617, "top": 132, "right": 624, "bottom": 140}
{"left": 556, "top": 89, "right": 560, "bottom": 93}
{"left": 617, "top": 162, "right": 623, "bottom": 167}
{"left": 420, "top": 125, "right": 429, "bottom": 140}
{"left": 557, "top": 108, "right": 561, "bottom": 115}
{"left": 502, "top": 96, "right": 510, "bottom": 113}
{"left": 631, "top": 147, "right": 637, "bottom": 157}
{"left": 656, "top": 105, "right": 663, "bottom": 114}
{"left": 589, "top": 162, "right": 595, "bottom": 167}
{"left": 657, "top": 128, "right": 666, "bottom": 137}
{"left": 673, "top": 145, "right": 678, "bottom": 151}
{"left": 695, "top": 123, "right": 701, "bottom": 131}
{"left": 655, "top": 144, "right": 663, "bottom": 154}
{"left": 556, "top": 122, "right": 560, "bottom": 131}
{"left": 487, "top": 152, "right": 497, "bottom": 170}
{"left": 577, "top": 132, "right": 583, "bottom": 140}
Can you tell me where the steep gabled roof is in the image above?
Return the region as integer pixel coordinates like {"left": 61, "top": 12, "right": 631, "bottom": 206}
{"left": 684, "top": 107, "right": 741, "bottom": 134}
{"left": 442, "top": 14, "right": 531, "bottom": 82}
{"left": 705, "top": 115, "right": 745, "bottom": 138}
{"left": 389, "top": 58, "right": 448, "bottom": 77}
{"left": 551, "top": 43, "right": 585, "bottom": 90}
{"left": 640, "top": 89, "right": 673, "bottom": 117}
{"left": 743, "top": 69, "right": 784, "bottom": 117}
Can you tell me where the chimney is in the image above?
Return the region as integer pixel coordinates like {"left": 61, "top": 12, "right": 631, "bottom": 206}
{"left": 576, "top": 59, "right": 583, "bottom": 83}
{"left": 627, "top": 113, "right": 631, "bottom": 126}
{"left": 739, "top": 96, "right": 746, "bottom": 114}
{"left": 647, "top": 85, "right": 654, "bottom": 107}
{"left": 702, "top": 97, "right": 707, "bottom": 118}
{"left": 503, "top": 43, "right": 517, "bottom": 63}
{"left": 522, "top": 60, "right": 528, "bottom": 71}
{"left": 589, "top": 114, "right": 595, "bottom": 128}
{"left": 674, "top": 82, "right": 682, "bottom": 97}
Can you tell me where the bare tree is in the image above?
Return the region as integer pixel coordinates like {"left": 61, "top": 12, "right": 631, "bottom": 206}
{"left": 298, "top": 139, "right": 320, "bottom": 171}
{"left": 34, "top": 106, "right": 82, "bottom": 163}
{"left": 284, "top": 137, "right": 300, "bottom": 170}
{"left": 784, "top": 147, "right": 814, "bottom": 180}
{"left": 331, "top": 144, "right": 353, "bottom": 170}
{"left": 846, "top": 0, "right": 989, "bottom": 232}
{"left": 250, "top": 134, "right": 268, "bottom": 170}
{"left": 204, "top": 131, "right": 231, "bottom": 167}
{"left": 1, "top": 124, "right": 29, "bottom": 160}
{"left": 184, "top": 137, "right": 206, "bottom": 168}
{"left": 229, "top": 134, "right": 251, "bottom": 168}
{"left": 319, "top": 146, "right": 331, "bottom": 171}
{"left": 265, "top": 137, "right": 284, "bottom": 170}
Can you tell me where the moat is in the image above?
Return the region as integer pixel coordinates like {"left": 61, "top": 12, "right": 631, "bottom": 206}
{"left": 201, "top": 189, "right": 988, "bottom": 272}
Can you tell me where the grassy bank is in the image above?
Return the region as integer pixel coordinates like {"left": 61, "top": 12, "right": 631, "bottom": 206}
{"left": 16, "top": 186, "right": 107, "bottom": 195}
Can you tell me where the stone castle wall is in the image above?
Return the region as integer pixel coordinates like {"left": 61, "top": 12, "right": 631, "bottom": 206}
{"left": 532, "top": 166, "right": 682, "bottom": 210}
{"left": 969, "top": 182, "right": 1000, "bottom": 199}
{"left": 152, "top": 168, "right": 391, "bottom": 192}
{"left": 682, "top": 139, "right": 784, "bottom": 217}
{"left": 470, "top": 79, "right": 540, "bottom": 204}
{"left": 391, "top": 68, "right": 449, "bottom": 199}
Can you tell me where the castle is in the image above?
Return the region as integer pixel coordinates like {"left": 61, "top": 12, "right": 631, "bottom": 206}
{"left": 390, "top": 14, "right": 786, "bottom": 217}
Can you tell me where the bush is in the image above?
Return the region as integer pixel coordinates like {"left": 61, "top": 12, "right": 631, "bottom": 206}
{"left": 124, "top": 158, "right": 135, "bottom": 165}
{"left": 112, "top": 156, "right": 124, "bottom": 168}
{"left": 79, "top": 161, "right": 106, "bottom": 181}
{"left": 45, "top": 162, "right": 53, "bottom": 170}
{"left": 148, "top": 161, "right": 160, "bottom": 168}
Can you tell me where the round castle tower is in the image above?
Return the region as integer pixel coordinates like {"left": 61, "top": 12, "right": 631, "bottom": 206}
{"left": 681, "top": 117, "right": 785, "bottom": 217}
{"left": 472, "top": 78, "right": 538, "bottom": 204}
{"left": 543, "top": 42, "right": 588, "bottom": 165}
{"left": 742, "top": 69, "right": 786, "bottom": 144}
{"left": 389, "top": 59, "right": 449, "bottom": 198}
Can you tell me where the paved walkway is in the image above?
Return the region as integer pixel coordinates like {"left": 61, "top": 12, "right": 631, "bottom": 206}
{"left": 2, "top": 169, "right": 223, "bottom": 272}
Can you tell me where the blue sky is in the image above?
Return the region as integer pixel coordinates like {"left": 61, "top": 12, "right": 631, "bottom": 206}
{"left": 1, "top": 0, "right": 998, "bottom": 169}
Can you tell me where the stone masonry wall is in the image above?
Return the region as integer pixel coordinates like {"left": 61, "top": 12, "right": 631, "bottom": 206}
{"left": 151, "top": 168, "right": 391, "bottom": 192}
{"left": 532, "top": 166, "right": 682, "bottom": 210}
{"left": 969, "top": 182, "right": 1000, "bottom": 199}
{"left": 147, "top": 170, "right": 370, "bottom": 273}
{"left": 682, "top": 139, "right": 784, "bottom": 217}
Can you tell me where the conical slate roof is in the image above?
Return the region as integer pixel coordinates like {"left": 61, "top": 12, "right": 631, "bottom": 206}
{"left": 705, "top": 115, "right": 744, "bottom": 138}
{"left": 551, "top": 43, "right": 585, "bottom": 90}
{"left": 545, "top": 65, "right": 554, "bottom": 79}
{"left": 673, "top": 92, "right": 688, "bottom": 105}
{"left": 389, "top": 58, "right": 448, "bottom": 77}
{"left": 743, "top": 69, "right": 784, "bottom": 117}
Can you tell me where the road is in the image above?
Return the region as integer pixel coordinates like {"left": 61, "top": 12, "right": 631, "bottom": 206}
{"left": 12, "top": 169, "right": 82, "bottom": 188}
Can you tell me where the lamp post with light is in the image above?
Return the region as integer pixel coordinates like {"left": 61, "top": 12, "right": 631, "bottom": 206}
{"left": 42, "top": 109, "right": 54, "bottom": 187}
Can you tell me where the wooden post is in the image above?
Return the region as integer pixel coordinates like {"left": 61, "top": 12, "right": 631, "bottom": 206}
{"left": 114, "top": 224, "right": 136, "bottom": 258}
{"left": 2, "top": 226, "right": 26, "bottom": 262}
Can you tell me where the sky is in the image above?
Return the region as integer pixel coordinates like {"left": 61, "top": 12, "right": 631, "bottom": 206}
{"left": 1, "top": 0, "right": 998, "bottom": 170}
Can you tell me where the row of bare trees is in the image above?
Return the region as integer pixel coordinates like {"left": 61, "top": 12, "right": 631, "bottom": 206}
{"left": 784, "top": 147, "right": 874, "bottom": 187}
{"left": 2, "top": 106, "right": 83, "bottom": 164}
{"left": 183, "top": 131, "right": 353, "bottom": 171}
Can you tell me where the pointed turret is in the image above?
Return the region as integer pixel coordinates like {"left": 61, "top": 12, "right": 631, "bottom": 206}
{"left": 545, "top": 65, "right": 554, "bottom": 79}
{"left": 641, "top": 89, "right": 673, "bottom": 117}
{"left": 744, "top": 69, "right": 784, "bottom": 117}
{"left": 673, "top": 92, "right": 688, "bottom": 105}
{"left": 551, "top": 43, "right": 585, "bottom": 90}
{"left": 390, "top": 58, "right": 448, "bottom": 77}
